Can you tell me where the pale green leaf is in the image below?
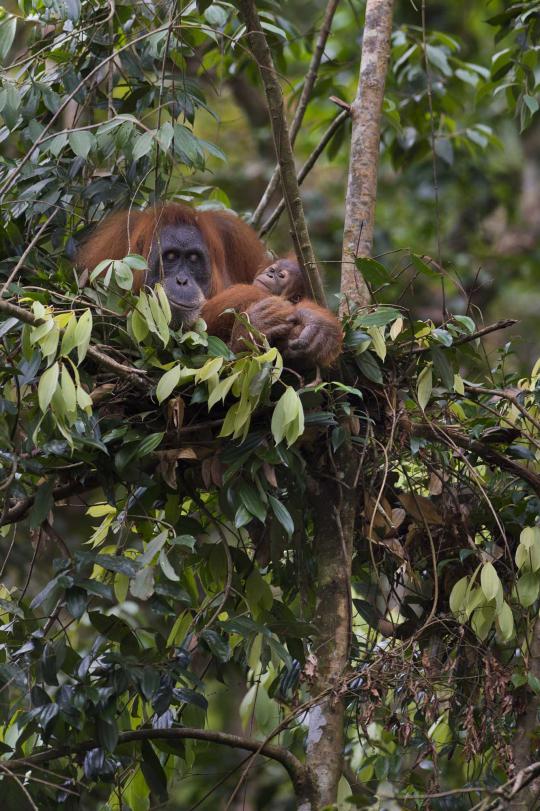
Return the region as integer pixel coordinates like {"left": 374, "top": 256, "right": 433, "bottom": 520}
{"left": 38, "top": 362, "right": 59, "bottom": 412}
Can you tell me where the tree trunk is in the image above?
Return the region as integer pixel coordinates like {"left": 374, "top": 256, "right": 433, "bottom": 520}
{"left": 340, "top": 0, "right": 395, "bottom": 310}
{"left": 306, "top": 446, "right": 358, "bottom": 808}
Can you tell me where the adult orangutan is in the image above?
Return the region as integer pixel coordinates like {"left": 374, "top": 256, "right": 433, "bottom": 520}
{"left": 76, "top": 203, "right": 342, "bottom": 366}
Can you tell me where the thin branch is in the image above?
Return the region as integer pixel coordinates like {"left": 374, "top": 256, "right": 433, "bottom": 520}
{"left": 237, "top": 0, "right": 326, "bottom": 307}
{"left": 409, "top": 421, "right": 540, "bottom": 497}
{"left": 0, "top": 23, "right": 171, "bottom": 200}
{"left": 251, "top": 0, "right": 340, "bottom": 228}
{"left": 340, "top": 0, "right": 395, "bottom": 311}
{"left": 259, "top": 109, "right": 349, "bottom": 237}
{"left": 1, "top": 475, "right": 100, "bottom": 528}
{"left": 465, "top": 383, "right": 540, "bottom": 436}
{"left": 1, "top": 210, "right": 57, "bottom": 296}
{"left": 6, "top": 727, "right": 311, "bottom": 804}
{"left": 411, "top": 319, "right": 518, "bottom": 354}
{"left": 0, "top": 298, "right": 149, "bottom": 389}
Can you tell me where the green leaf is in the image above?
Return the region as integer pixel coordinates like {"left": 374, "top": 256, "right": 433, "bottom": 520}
{"left": 60, "top": 364, "right": 77, "bottom": 415}
{"left": 60, "top": 313, "right": 78, "bottom": 356}
{"left": 238, "top": 482, "right": 266, "bottom": 523}
{"left": 200, "top": 629, "right": 230, "bottom": 662}
{"left": 29, "top": 479, "right": 55, "bottom": 528}
{"left": 449, "top": 576, "right": 469, "bottom": 616}
{"left": 516, "top": 572, "right": 540, "bottom": 608}
{"left": 68, "top": 130, "right": 94, "bottom": 159}
{"left": 159, "top": 549, "right": 179, "bottom": 582}
{"left": 480, "top": 562, "right": 500, "bottom": 602}
{"left": 410, "top": 254, "right": 440, "bottom": 278}
{"left": 356, "top": 350, "right": 382, "bottom": 384}
{"left": 94, "top": 555, "right": 141, "bottom": 578}
{"left": 141, "top": 740, "right": 168, "bottom": 801}
{"left": 133, "top": 131, "right": 155, "bottom": 161}
{"left": 136, "top": 432, "right": 164, "bottom": 458}
{"left": 38, "top": 362, "right": 59, "bottom": 412}
{"left": 496, "top": 602, "right": 514, "bottom": 642}
{"left": 123, "top": 254, "right": 148, "bottom": 271}
{"left": 355, "top": 307, "right": 401, "bottom": 327}
{"left": 471, "top": 605, "right": 495, "bottom": 641}
{"left": 75, "top": 310, "right": 92, "bottom": 364}
{"left": 156, "top": 365, "right": 181, "bottom": 404}
{"left": 271, "top": 386, "right": 304, "bottom": 446}
{"left": 417, "top": 364, "right": 432, "bottom": 411}
{"left": 207, "top": 335, "right": 234, "bottom": 358}
{"left": 431, "top": 328, "right": 453, "bottom": 348}
{"left": 113, "top": 260, "right": 133, "bottom": 290}
{"left": 97, "top": 718, "right": 118, "bottom": 752}
{"left": 355, "top": 257, "right": 391, "bottom": 287}
{"left": 453, "top": 315, "right": 475, "bottom": 333}
{"left": 0, "top": 17, "right": 16, "bottom": 63}
{"left": 269, "top": 495, "right": 294, "bottom": 537}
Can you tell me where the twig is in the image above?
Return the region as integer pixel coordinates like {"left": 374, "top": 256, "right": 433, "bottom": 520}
{"left": 409, "top": 421, "right": 540, "bottom": 497}
{"left": 411, "top": 319, "right": 518, "bottom": 354}
{"left": 237, "top": 0, "right": 326, "bottom": 306}
{"left": 0, "top": 298, "right": 149, "bottom": 389}
{"left": 1, "top": 210, "right": 57, "bottom": 296}
{"left": 465, "top": 383, "right": 540, "bottom": 436}
{"left": 250, "top": 0, "right": 340, "bottom": 228}
{"left": 259, "top": 109, "right": 350, "bottom": 237}
{"left": 0, "top": 24, "right": 171, "bottom": 200}
{"left": 1, "top": 475, "right": 100, "bottom": 527}
{"left": 340, "top": 0, "right": 395, "bottom": 311}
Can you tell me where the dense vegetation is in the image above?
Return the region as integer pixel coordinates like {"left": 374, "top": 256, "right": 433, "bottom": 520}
{"left": 1, "top": 1, "right": 540, "bottom": 809}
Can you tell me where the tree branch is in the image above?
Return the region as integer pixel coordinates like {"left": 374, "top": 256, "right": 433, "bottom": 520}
{"left": 409, "top": 422, "right": 540, "bottom": 497}
{"left": 0, "top": 298, "right": 149, "bottom": 389}
{"left": 340, "top": 0, "right": 395, "bottom": 311}
{"left": 259, "top": 109, "right": 349, "bottom": 237}
{"left": 6, "top": 727, "right": 313, "bottom": 808}
{"left": 1, "top": 475, "right": 100, "bottom": 527}
{"left": 251, "top": 0, "right": 340, "bottom": 228}
{"left": 411, "top": 319, "right": 518, "bottom": 354}
{"left": 237, "top": 0, "right": 327, "bottom": 307}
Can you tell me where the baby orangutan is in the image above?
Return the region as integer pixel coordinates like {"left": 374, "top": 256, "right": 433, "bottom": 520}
{"left": 232, "top": 256, "right": 342, "bottom": 369}
{"left": 253, "top": 256, "right": 307, "bottom": 304}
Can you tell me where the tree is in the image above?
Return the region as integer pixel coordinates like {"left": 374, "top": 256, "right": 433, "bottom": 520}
{"left": 1, "top": 1, "right": 540, "bottom": 810}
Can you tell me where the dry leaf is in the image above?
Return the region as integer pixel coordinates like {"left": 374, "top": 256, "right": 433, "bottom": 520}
{"left": 399, "top": 493, "right": 443, "bottom": 525}
{"left": 262, "top": 461, "right": 278, "bottom": 488}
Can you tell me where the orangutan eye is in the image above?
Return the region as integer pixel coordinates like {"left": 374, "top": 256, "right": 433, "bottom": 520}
{"left": 188, "top": 252, "right": 200, "bottom": 262}
{"left": 163, "top": 250, "right": 178, "bottom": 262}
{"left": 278, "top": 271, "right": 286, "bottom": 278}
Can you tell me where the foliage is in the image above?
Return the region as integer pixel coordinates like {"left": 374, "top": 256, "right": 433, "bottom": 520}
{"left": 0, "top": 1, "right": 540, "bottom": 810}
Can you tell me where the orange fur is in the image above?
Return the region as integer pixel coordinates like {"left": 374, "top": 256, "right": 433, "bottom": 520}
{"left": 76, "top": 203, "right": 267, "bottom": 296}
{"left": 76, "top": 203, "right": 342, "bottom": 366}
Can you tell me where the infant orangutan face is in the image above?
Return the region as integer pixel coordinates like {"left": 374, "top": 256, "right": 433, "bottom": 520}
{"left": 253, "top": 258, "right": 305, "bottom": 303}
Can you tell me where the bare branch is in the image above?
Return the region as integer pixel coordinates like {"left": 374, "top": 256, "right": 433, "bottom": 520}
{"left": 237, "top": 0, "right": 326, "bottom": 307}
{"left": 340, "top": 0, "right": 395, "bottom": 310}
{"left": 251, "top": 0, "right": 340, "bottom": 228}
{"left": 259, "top": 109, "right": 349, "bottom": 237}
{"left": 1, "top": 476, "right": 100, "bottom": 527}
{"left": 409, "top": 421, "right": 540, "bottom": 497}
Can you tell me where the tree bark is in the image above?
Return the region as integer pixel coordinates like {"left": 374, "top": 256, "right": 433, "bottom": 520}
{"left": 340, "top": 0, "right": 395, "bottom": 310}
{"left": 510, "top": 614, "right": 540, "bottom": 810}
{"left": 251, "top": 0, "right": 340, "bottom": 229}
{"left": 306, "top": 445, "right": 358, "bottom": 808}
